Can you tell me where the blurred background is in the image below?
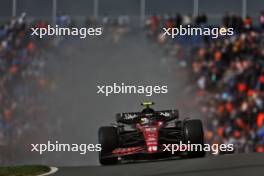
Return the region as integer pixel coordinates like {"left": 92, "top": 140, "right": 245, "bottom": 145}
{"left": 0, "top": 0, "right": 264, "bottom": 24}
{"left": 0, "top": 0, "right": 264, "bottom": 166}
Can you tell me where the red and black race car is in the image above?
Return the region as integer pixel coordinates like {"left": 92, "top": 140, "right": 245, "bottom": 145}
{"left": 98, "top": 102, "right": 205, "bottom": 165}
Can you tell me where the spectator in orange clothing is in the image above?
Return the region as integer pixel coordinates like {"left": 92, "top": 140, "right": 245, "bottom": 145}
{"left": 244, "top": 15, "right": 253, "bottom": 30}
{"left": 27, "top": 41, "right": 36, "bottom": 53}
{"left": 237, "top": 82, "right": 247, "bottom": 93}
{"left": 226, "top": 102, "right": 233, "bottom": 113}
{"left": 214, "top": 50, "right": 222, "bottom": 61}
{"left": 257, "top": 112, "right": 264, "bottom": 128}
{"left": 165, "top": 17, "right": 174, "bottom": 29}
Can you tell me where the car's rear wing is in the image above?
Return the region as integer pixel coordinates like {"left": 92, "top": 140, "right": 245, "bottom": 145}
{"left": 116, "top": 110, "right": 179, "bottom": 124}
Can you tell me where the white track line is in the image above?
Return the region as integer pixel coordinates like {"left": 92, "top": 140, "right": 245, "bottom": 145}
{"left": 37, "top": 167, "right": 58, "bottom": 176}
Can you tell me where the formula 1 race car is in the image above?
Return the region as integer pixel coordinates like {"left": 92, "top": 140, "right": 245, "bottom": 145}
{"left": 98, "top": 102, "right": 205, "bottom": 165}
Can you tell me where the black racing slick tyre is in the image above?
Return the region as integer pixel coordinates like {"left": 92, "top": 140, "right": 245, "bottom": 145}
{"left": 183, "top": 119, "right": 206, "bottom": 158}
{"left": 98, "top": 126, "right": 119, "bottom": 165}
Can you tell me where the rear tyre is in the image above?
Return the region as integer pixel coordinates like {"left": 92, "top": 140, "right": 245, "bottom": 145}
{"left": 98, "top": 126, "right": 119, "bottom": 165}
{"left": 183, "top": 119, "right": 206, "bottom": 158}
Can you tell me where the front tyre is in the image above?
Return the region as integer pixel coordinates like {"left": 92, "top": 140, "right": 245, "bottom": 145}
{"left": 183, "top": 119, "right": 206, "bottom": 158}
{"left": 98, "top": 126, "right": 119, "bottom": 165}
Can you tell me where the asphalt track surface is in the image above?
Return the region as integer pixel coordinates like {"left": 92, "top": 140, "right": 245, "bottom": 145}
{"left": 53, "top": 153, "right": 264, "bottom": 176}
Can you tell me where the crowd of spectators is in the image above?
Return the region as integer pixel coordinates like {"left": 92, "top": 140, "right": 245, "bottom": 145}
{"left": 146, "top": 12, "right": 264, "bottom": 153}
{"left": 194, "top": 29, "right": 264, "bottom": 153}
{"left": 0, "top": 14, "right": 52, "bottom": 163}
